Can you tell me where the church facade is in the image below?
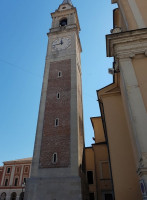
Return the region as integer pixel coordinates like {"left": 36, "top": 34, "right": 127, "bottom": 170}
{"left": 97, "top": 0, "right": 147, "bottom": 200}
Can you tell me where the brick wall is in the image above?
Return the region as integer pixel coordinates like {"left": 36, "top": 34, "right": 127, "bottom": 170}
{"left": 39, "top": 59, "right": 71, "bottom": 168}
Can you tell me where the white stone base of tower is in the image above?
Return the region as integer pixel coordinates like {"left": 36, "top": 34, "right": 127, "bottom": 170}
{"left": 24, "top": 176, "right": 84, "bottom": 200}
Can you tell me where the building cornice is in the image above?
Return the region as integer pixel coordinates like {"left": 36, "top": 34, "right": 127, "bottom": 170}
{"left": 97, "top": 83, "right": 121, "bottom": 99}
{"left": 106, "top": 28, "right": 147, "bottom": 59}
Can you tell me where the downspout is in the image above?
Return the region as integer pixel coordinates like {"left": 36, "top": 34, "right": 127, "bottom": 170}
{"left": 98, "top": 98, "right": 115, "bottom": 200}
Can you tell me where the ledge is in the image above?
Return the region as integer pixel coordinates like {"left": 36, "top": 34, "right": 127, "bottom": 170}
{"left": 106, "top": 28, "right": 147, "bottom": 58}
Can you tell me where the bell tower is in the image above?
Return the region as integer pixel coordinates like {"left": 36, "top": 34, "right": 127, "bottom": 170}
{"left": 24, "top": 1, "right": 86, "bottom": 200}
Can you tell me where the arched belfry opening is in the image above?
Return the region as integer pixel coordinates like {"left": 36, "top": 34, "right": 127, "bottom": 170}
{"left": 60, "top": 18, "right": 67, "bottom": 26}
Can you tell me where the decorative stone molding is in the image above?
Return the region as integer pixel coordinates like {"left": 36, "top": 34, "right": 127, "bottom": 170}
{"left": 106, "top": 28, "right": 147, "bottom": 58}
{"left": 110, "top": 27, "right": 122, "bottom": 34}
{"left": 116, "top": 53, "right": 135, "bottom": 60}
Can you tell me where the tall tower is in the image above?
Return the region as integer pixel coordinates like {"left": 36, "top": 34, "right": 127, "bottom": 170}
{"left": 24, "top": 1, "right": 86, "bottom": 200}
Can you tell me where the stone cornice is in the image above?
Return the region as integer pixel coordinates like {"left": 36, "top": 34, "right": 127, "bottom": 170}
{"left": 106, "top": 28, "right": 147, "bottom": 59}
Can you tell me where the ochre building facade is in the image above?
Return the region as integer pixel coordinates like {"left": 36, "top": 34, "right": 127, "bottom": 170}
{"left": 97, "top": 0, "right": 147, "bottom": 200}
{"left": 0, "top": 158, "right": 31, "bottom": 200}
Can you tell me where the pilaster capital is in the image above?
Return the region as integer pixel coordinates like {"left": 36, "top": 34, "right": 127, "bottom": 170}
{"left": 116, "top": 52, "right": 135, "bottom": 60}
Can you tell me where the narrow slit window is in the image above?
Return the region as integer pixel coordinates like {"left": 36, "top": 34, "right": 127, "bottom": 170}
{"left": 58, "top": 71, "right": 62, "bottom": 77}
{"left": 55, "top": 118, "right": 59, "bottom": 127}
{"left": 52, "top": 153, "right": 57, "bottom": 164}
{"left": 57, "top": 92, "right": 60, "bottom": 99}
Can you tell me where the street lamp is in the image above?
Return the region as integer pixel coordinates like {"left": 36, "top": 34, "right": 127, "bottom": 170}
{"left": 21, "top": 182, "right": 26, "bottom": 200}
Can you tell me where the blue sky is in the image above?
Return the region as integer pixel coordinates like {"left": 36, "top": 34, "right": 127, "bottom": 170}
{"left": 0, "top": 0, "right": 117, "bottom": 165}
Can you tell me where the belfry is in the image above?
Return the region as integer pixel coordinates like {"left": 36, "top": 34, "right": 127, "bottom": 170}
{"left": 24, "top": 0, "right": 86, "bottom": 200}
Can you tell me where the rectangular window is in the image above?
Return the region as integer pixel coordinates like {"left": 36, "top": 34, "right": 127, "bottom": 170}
{"left": 4, "top": 179, "right": 8, "bottom": 186}
{"left": 55, "top": 118, "right": 59, "bottom": 127}
{"left": 87, "top": 171, "right": 94, "bottom": 184}
{"left": 100, "top": 161, "right": 110, "bottom": 179}
{"left": 89, "top": 193, "right": 94, "bottom": 200}
{"left": 104, "top": 194, "right": 113, "bottom": 200}
{"left": 58, "top": 71, "right": 62, "bottom": 77}
{"left": 7, "top": 168, "right": 10, "bottom": 173}
{"left": 16, "top": 167, "right": 20, "bottom": 173}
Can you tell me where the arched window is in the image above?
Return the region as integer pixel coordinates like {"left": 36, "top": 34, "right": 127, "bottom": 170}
{"left": 19, "top": 192, "right": 24, "bottom": 200}
{"left": 14, "top": 178, "right": 18, "bottom": 186}
{"left": 11, "top": 192, "right": 17, "bottom": 200}
{"left": 0, "top": 192, "right": 6, "bottom": 200}
{"left": 4, "top": 178, "right": 8, "bottom": 186}
{"left": 60, "top": 18, "right": 67, "bottom": 26}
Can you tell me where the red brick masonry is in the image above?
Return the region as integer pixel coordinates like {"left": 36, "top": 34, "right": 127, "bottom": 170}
{"left": 39, "top": 59, "right": 71, "bottom": 168}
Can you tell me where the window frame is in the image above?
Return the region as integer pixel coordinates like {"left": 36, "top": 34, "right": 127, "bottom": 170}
{"left": 99, "top": 161, "right": 111, "bottom": 180}
{"left": 102, "top": 191, "right": 113, "bottom": 200}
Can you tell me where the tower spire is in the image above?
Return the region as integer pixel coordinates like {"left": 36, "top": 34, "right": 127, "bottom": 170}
{"left": 62, "top": 0, "right": 72, "bottom": 5}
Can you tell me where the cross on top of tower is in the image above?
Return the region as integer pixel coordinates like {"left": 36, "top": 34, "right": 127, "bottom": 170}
{"left": 62, "top": 0, "right": 72, "bottom": 5}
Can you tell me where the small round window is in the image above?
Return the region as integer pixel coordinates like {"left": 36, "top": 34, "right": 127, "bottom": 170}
{"left": 60, "top": 18, "right": 67, "bottom": 26}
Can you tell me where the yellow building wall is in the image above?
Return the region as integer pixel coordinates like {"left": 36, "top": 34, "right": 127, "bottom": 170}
{"left": 85, "top": 148, "right": 96, "bottom": 197}
{"left": 102, "top": 93, "right": 142, "bottom": 200}
{"left": 113, "top": 0, "right": 147, "bottom": 30}
{"left": 117, "top": 0, "right": 138, "bottom": 30}
{"left": 93, "top": 144, "right": 112, "bottom": 200}
{"left": 91, "top": 117, "right": 105, "bottom": 143}
{"left": 86, "top": 117, "right": 113, "bottom": 200}
{"left": 132, "top": 55, "right": 147, "bottom": 112}
{"left": 135, "top": 0, "right": 147, "bottom": 26}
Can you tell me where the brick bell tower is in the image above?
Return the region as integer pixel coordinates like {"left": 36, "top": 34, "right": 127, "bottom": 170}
{"left": 24, "top": 0, "right": 86, "bottom": 200}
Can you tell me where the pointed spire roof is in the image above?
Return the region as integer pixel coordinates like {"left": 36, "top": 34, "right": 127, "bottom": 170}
{"left": 62, "top": 0, "right": 72, "bottom": 5}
